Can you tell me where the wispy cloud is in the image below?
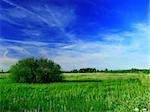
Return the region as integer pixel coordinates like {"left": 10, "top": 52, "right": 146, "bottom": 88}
{"left": 0, "top": 57, "right": 18, "bottom": 71}
{"left": 1, "top": 0, "right": 77, "bottom": 42}
{"left": 0, "top": 0, "right": 149, "bottom": 71}
{"left": 0, "top": 21, "right": 149, "bottom": 71}
{"left": 1, "top": 0, "right": 52, "bottom": 25}
{"left": 51, "top": 23, "right": 150, "bottom": 70}
{"left": 0, "top": 38, "right": 49, "bottom": 46}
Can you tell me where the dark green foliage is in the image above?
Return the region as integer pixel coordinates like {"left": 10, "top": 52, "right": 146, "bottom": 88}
{"left": 71, "top": 69, "right": 78, "bottom": 73}
{"left": 105, "top": 68, "right": 108, "bottom": 72}
{"left": 70, "top": 68, "right": 97, "bottom": 73}
{"left": 106, "top": 68, "right": 150, "bottom": 74}
{"left": 66, "top": 68, "right": 150, "bottom": 74}
{"left": 10, "top": 58, "right": 62, "bottom": 83}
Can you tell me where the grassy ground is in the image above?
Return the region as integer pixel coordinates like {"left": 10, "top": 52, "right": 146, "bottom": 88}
{"left": 0, "top": 73, "right": 150, "bottom": 112}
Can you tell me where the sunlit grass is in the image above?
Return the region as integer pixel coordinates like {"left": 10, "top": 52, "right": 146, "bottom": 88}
{"left": 0, "top": 73, "right": 149, "bottom": 112}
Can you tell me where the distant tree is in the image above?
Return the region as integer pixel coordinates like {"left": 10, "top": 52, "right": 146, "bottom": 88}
{"left": 10, "top": 58, "right": 62, "bottom": 83}
{"left": 93, "top": 68, "right": 96, "bottom": 72}
{"left": 96, "top": 70, "right": 100, "bottom": 72}
{"left": 79, "top": 68, "right": 85, "bottom": 73}
{"left": 71, "top": 69, "right": 78, "bottom": 73}
{"left": 105, "top": 68, "right": 108, "bottom": 72}
{"left": 78, "top": 68, "right": 97, "bottom": 73}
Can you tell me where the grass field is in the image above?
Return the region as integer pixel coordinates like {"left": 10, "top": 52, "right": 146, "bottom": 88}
{"left": 0, "top": 73, "right": 150, "bottom": 112}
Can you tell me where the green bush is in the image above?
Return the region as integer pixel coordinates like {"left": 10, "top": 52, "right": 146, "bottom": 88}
{"left": 10, "top": 58, "right": 62, "bottom": 83}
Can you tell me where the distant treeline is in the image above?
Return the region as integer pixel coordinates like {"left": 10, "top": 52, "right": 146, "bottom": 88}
{"left": 64, "top": 68, "right": 150, "bottom": 74}
{"left": 0, "top": 70, "right": 9, "bottom": 73}
{"left": 1, "top": 68, "right": 150, "bottom": 74}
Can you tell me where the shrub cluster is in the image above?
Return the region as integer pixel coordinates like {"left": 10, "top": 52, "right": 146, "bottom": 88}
{"left": 65, "top": 68, "right": 150, "bottom": 74}
{"left": 10, "top": 58, "right": 62, "bottom": 83}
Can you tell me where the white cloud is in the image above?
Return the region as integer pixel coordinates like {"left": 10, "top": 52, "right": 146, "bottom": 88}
{"left": 1, "top": 0, "right": 149, "bottom": 71}
{"left": 0, "top": 38, "right": 48, "bottom": 46}
{"left": 1, "top": 0, "right": 75, "bottom": 29}
{"left": 0, "top": 57, "right": 18, "bottom": 71}
{"left": 44, "top": 5, "right": 75, "bottom": 29}
{"left": 1, "top": 0, "right": 76, "bottom": 42}
{"left": 1, "top": 0, "right": 51, "bottom": 26}
{"left": 51, "top": 23, "right": 150, "bottom": 70}
{"left": 0, "top": 42, "right": 32, "bottom": 58}
{"left": 0, "top": 22, "right": 149, "bottom": 71}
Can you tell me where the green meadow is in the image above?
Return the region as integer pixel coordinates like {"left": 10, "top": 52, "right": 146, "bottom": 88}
{"left": 0, "top": 73, "right": 150, "bottom": 112}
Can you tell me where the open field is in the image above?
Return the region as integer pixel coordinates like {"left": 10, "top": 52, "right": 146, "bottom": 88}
{"left": 0, "top": 73, "right": 150, "bottom": 112}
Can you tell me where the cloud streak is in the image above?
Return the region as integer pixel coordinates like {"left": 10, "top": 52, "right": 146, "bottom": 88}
{"left": 0, "top": 57, "right": 18, "bottom": 71}
{"left": 0, "top": 0, "right": 149, "bottom": 71}
{"left": 0, "top": 22, "right": 149, "bottom": 71}
{"left": 1, "top": 0, "right": 52, "bottom": 25}
{"left": 51, "top": 23, "right": 150, "bottom": 70}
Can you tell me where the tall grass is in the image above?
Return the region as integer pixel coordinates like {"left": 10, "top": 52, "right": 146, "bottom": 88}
{"left": 0, "top": 73, "right": 149, "bottom": 112}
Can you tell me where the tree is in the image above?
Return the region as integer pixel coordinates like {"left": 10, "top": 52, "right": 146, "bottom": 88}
{"left": 78, "top": 68, "right": 97, "bottom": 73}
{"left": 71, "top": 69, "right": 78, "bottom": 73}
{"left": 105, "top": 68, "right": 108, "bottom": 72}
{"left": 10, "top": 58, "right": 62, "bottom": 83}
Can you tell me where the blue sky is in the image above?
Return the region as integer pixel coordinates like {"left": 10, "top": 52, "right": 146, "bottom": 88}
{"left": 0, "top": 0, "right": 149, "bottom": 71}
